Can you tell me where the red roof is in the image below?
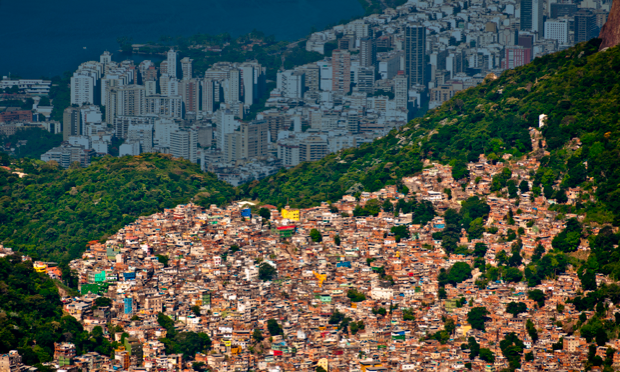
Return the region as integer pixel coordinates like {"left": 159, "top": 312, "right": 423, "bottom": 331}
{"left": 277, "top": 225, "right": 296, "bottom": 230}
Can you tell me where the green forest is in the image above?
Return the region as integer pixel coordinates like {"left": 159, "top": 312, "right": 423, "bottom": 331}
{"left": 0, "top": 154, "right": 235, "bottom": 263}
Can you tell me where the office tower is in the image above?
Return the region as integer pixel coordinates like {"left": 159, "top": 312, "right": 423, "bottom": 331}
{"left": 502, "top": 46, "right": 532, "bottom": 69}
{"left": 226, "top": 69, "right": 241, "bottom": 103}
{"left": 181, "top": 57, "right": 193, "bottom": 80}
{"left": 575, "top": 9, "right": 598, "bottom": 42}
{"left": 521, "top": 0, "right": 543, "bottom": 33}
{"left": 360, "top": 37, "right": 377, "bottom": 67}
{"left": 545, "top": 19, "right": 570, "bottom": 44}
{"left": 180, "top": 79, "right": 200, "bottom": 114}
{"left": 277, "top": 70, "right": 306, "bottom": 98}
{"left": 170, "top": 130, "right": 197, "bottom": 163}
{"left": 347, "top": 110, "right": 360, "bottom": 134}
{"left": 550, "top": 3, "right": 577, "bottom": 19}
{"left": 405, "top": 24, "right": 426, "bottom": 89}
{"left": 331, "top": 50, "right": 352, "bottom": 94}
{"left": 63, "top": 107, "right": 80, "bottom": 141}
{"left": 167, "top": 49, "right": 177, "bottom": 79}
{"left": 356, "top": 66, "right": 375, "bottom": 94}
{"left": 202, "top": 78, "right": 215, "bottom": 114}
{"left": 394, "top": 71, "right": 408, "bottom": 111}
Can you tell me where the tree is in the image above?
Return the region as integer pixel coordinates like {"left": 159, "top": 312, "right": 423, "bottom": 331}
{"left": 438, "top": 262, "right": 472, "bottom": 287}
{"left": 479, "top": 348, "right": 495, "bottom": 363}
{"left": 526, "top": 319, "right": 539, "bottom": 343}
{"left": 316, "top": 367, "right": 327, "bottom": 372}
{"left": 334, "top": 234, "right": 341, "bottom": 246}
{"left": 191, "top": 305, "right": 201, "bottom": 317}
{"left": 267, "top": 319, "right": 283, "bottom": 336}
{"left": 310, "top": 228, "right": 322, "bottom": 243}
{"left": 347, "top": 288, "right": 366, "bottom": 302}
{"left": 252, "top": 329, "right": 264, "bottom": 342}
{"left": 473, "top": 243, "right": 488, "bottom": 258}
{"left": 506, "top": 302, "right": 527, "bottom": 316}
{"left": 528, "top": 289, "right": 545, "bottom": 307}
{"left": 519, "top": 180, "right": 530, "bottom": 193}
{"left": 391, "top": 224, "right": 410, "bottom": 242}
{"left": 258, "top": 207, "right": 271, "bottom": 220}
{"left": 382, "top": 199, "right": 393, "bottom": 212}
{"left": 467, "top": 307, "right": 490, "bottom": 331}
{"left": 258, "top": 262, "right": 277, "bottom": 281}
{"left": 93, "top": 297, "right": 112, "bottom": 309}
{"left": 156, "top": 254, "right": 169, "bottom": 267}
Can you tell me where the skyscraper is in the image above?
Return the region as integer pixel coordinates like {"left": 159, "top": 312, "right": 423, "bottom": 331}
{"left": 575, "top": 9, "right": 598, "bottom": 43}
{"left": 405, "top": 24, "right": 426, "bottom": 89}
{"left": 331, "top": 50, "right": 352, "bottom": 94}
{"left": 202, "top": 78, "right": 215, "bottom": 114}
{"left": 359, "top": 37, "right": 377, "bottom": 67}
{"left": 167, "top": 49, "right": 177, "bottom": 79}
{"left": 180, "top": 79, "right": 200, "bottom": 114}
{"left": 521, "top": 0, "right": 543, "bottom": 34}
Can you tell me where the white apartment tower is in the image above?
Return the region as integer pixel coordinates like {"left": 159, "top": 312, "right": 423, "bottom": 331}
{"left": 167, "top": 49, "right": 177, "bottom": 79}
{"left": 181, "top": 57, "right": 193, "bottom": 80}
{"left": 170, "top": 130, "right": 198, "bottom": 163}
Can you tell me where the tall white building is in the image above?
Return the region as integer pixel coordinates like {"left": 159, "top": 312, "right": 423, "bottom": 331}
{"left": 71, "top": 73, "right": 95, "bottom": 106}
{"left": 317, "top": 61, "right": 332, "bottom": 91}
{"left": 215, "top": 109, "right": 239, "bottom": 149}
{"left": 127, "top": 123, "right": 154, "bottom": 153}
{"left": 145, "top": 95, "right": 183, "bottom": 119}
{"left": 225, "top": 69, "right": 241, "bottom": 103}
{"left": 181, "top": 57, "right": 193, "bottom": 80}
{"left": 277, "top": 70, "right": 305, "bottom": 98}
{"left": 167, "top": 49, "right": 178, "bottom": 79}
{"left": 545, "top": 19, "right": 570, "bottom": 44}
{"left": 202, "top": 78, "right": 215, "bottom": 114}
{"left": 170, "top": 130, "right": 198, "bottom": 163}
{"left": 153, "top": 118, "right": 179, "bottom": 147}
{"left": 394, "top": 72, "right": 408, "bottom": 111}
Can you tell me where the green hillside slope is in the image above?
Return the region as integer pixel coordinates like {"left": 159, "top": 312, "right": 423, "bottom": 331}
{"left": 241, "top": 39, "right": 620, "bottom": 219}
{"left": 0, "top": 154, "right": 236, "bottom": 263}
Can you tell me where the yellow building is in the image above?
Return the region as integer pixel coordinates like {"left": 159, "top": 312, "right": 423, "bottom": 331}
{"left": 33, "top": 261, "right": 47, "bottom": 273}
{"left": 281, "top": 209, "right": 300, "bottom": 221}
{"left": 317, "top": 358, "right": 329, "bottom": 372}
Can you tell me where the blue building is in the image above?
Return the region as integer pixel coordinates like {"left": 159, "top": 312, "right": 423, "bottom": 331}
{"left": 124, "top": 297, "right": 133, "bottom": 314}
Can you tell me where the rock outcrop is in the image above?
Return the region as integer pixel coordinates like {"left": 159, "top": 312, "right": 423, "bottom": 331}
{"left": 599, "top": 0, "right": 620, "bottom": 50}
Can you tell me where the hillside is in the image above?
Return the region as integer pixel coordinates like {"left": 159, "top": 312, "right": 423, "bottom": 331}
{"left": 241, "top": 39, "right": 620, "bottom": 219}
{"left": 0, "top": 154, "right": 236, "bottom": 263}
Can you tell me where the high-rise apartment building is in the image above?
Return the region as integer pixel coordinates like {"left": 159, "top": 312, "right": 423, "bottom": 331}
{"left": 277, "top": 70, "right": 306, "bottom": 98}
{"left": 300, "top": 136, "right": 328, "bottom": 162}
{"left": 331, "top": 50, "right": 352, "bottom": 94}
{"left": 405, "top": 24, "right": 426, "bottom": 89}
{"left": 144, "top": 95, "right": 183, "bottom": 118}
{"left": 360, "top": 37, "right": 377, "bottom": 67}
{"left": 71, "top": 73, "right": 95, "bottom": 106}
{"left": 181, "top": 57, "right": 193, "bottom": 80}
{"left": 202, "top": 78, "right": 215, "bottom": 114}
{"left": 356, "top": 66, "right": 375, "bottom": 94}
{"left": 167, "top": 49, "right": 177, "bottom": 79}
{"left": 226, "top": 69, "right": 241, "bottom": 103}
{"left": 180, "top": 79, "right": 200, "bottom": 114}
{"left": 63, "top": 106, "right": 81, "bottom": 141}
{"left": 170, "top": 130, "right": 197, "bottom": 163}
{"left": 394, "top": 71, "right": 408, "bottom": 111}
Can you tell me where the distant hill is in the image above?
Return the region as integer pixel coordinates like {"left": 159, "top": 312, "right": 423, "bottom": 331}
{"left": 241, "top": 39, "right": 620, "bottom": 223}
{"left": 0, "top": 153, "right": 236, "bottom": 263}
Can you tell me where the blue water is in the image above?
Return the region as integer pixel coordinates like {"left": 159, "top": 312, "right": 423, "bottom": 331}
{"left": 0, "top": 0, "right": 364, "bottom": 78}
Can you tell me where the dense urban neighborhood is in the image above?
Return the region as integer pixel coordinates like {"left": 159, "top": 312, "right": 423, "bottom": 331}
{"left": 2, "top": 134, "right": 617, "bottom": 371}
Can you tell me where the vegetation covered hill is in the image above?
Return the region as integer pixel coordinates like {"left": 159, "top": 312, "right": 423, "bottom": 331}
{"left": 0, "top": 153, "right": 236, "bottom": 263}
{"left": 241, "top": 39, "right": 620, "bottom": 220}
